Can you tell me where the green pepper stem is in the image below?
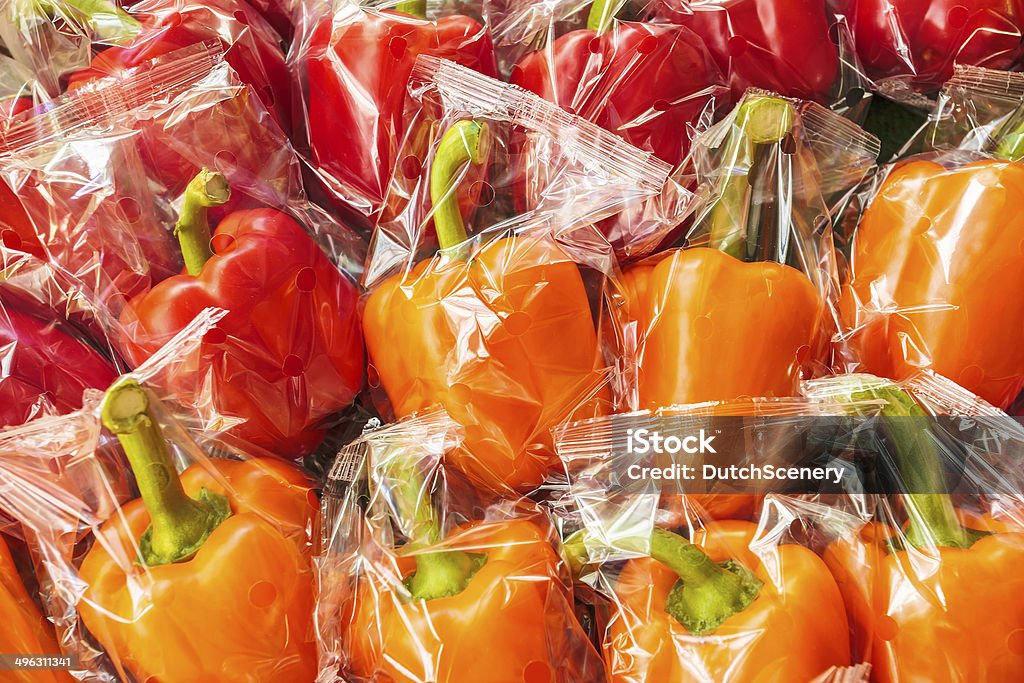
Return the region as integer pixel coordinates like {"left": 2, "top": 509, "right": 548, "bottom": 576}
{"left": 707, "top": 95, "right": 796, "bottom": 259}
{"left": 61, "top": 0, "right": 141, "bottom": 41}
{"left": 377, "top": 448, "right": 484, "bottom": 601}
{"left": 430, "top": 119, "right": 490, "bottom": 256}
{"left": 831, "top": 376, "right": 971, "bottom": 549}
{"left": 393, "top": 0, "right": 426, "bottom": 18}
{"left": 101, "top": 378, "right": 230, "bottom": 566}
{"left": 586, "top": 0, "right": 618, "bottom": 33}
{"left": 560, "top": 528, "right": 761, "bottom": 635}
{"left": 175, "top": 169, "right": 230, "bottom": 277}
{"left": 994, "top": 115, "right": 1024, "bottom": 161}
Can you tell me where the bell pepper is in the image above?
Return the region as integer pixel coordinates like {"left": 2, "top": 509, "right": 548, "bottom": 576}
{"left": 621, "top": 95, "right": 821, "bottom": 410}
{"left": 1, "top": 96, "right": 44, "bottom": 260}
{"left": 1, "top": 534, "right": 73, "bottom": 683}
{"left": 852, "top": 0, "right": 1024, "bottom": 92}
{"left": 0, "top": 301, "right": 118, "bottom": 428}
{"left": 363, "top": 120, "right": 607, "bottom": 494}
{"left": 302, "top": 0, "right": 497, "bottom": 214}
{"left": 566, "top": 521, "right": 851, "bottom": 681}
{"left": 841, "top": 158, "right": 1024, "bottom": 409}
{"left": 652, "top": 0, "right": 840, "bottom": 103}
{"left": 821, "top": 376, "right": 1024, "bottom": 683}
{"left": 118, "top": 169, "right": 363, "bottom": 458}
{"left": 509, "top": 0, "right": 722, "bottom": 251}
{"left": 344, "top": 437, "right": 604, "bottom": 682}
{"left": 67, "top": 0, "right": 289, "bottom": 129}
{"left": 79, "top": 377, "right": 318, "bottom": 682}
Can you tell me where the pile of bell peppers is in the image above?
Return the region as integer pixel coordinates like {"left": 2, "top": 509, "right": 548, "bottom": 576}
{"left": 1, "top": 0, "right": 1024, "bottom": 681}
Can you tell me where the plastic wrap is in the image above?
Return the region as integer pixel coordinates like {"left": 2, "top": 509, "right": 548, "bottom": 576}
{"left": 2, "top": 45, "right": 368, "bottom": 459}
{"left": 849, "top": 0, "right": 1024, "bottom": 99}
{"left": 362, "top": 56, "right": 686, "bottom": 496}
{"left": 837, "top": 112, "right": 1024, "bottom": 409}
{"left": 650, "top": 0, "right": 869, "bottom": 114}
{"left": 612, "top": 91, "right": 880, "bottom": 413}
{"left": 290, "top": 0, "right": 498, "bottom": 218}
{"left": 804, "top": 372, "right": 1024, "bottom": 682}
{"left": 316, "top": 410, "right": 607, "bottom": 683}
{"left": 0, "top": 352, "right": 320, "bottom": 680}
{"left": 488, "top": 0, "right": 723, "bottom": 259}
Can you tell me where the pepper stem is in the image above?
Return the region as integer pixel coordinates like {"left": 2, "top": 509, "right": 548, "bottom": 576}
{"left": 376, "top": 448, "right": 485, "bottom": 601}
{"left": 393, "top": 0, "right": 426, "bottom": 18}
{"left": 175, "top": 169, "right": 230, "bottom": 277}
{"left": 101, "top": 378, "right": 230, "bottom": 566}
{"left": 37, "top": 0, "right": 141, "bottom": 42}
{"left": 707, "top": 95, "right": 796, "bottom": 259}
{"left": 994, "top": 116, "right": 1024, "bottom": 161}
{"left": 560, "top": 528, "right": 761, "bottom": 635}
{"left": 586, "top": 0, "right": 619, "bottom": 33}
{"left": 430, "top": 119, "right": 490, "bottom": 256}
{"left": 830, "top": 376, "right": 976, "bottom": 549}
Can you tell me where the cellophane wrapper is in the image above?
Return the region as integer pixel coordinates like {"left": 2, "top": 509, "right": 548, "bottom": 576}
{"left": 610, "top": 89, "right": 879, "bottom": 414}
{"left": 361, "top": 56, "right": 685, "bottom": 496}
{"left": 316, "top": 410, "right": 607, "bottom": 683}
{"left": 655, "top": 0, "right": 869, "bottom": 115}
{"left": 367, "top": 54, "right": 686, "bottom": 279}
{"left": 1, "top": 44, "right": 369, "bottom": 458}
{"left": 289, "top": 0, "right": 498, "bottom": 220}
{"left": 803, "top": 372, "right": 1024, "bottom": 682}
{"left": 0, "top": 318, "right": 320, "bottom": 681}
{"left": 553, "top": 396, "right": 877, "bottom": 682}
{"left": 845, "top": 0, "right": 1024, "bottom": 104}
{"left": 835, "top": 84, "right": 1024, "bottom": 409}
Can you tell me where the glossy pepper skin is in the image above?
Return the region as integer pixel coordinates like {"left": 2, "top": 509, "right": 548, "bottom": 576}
{"left": 67, "top": 0, "right": 290, "bottom": 128}
{"left": 623, "top": 247, "right": 820, "bottom": 410}
{"left": 364, "top": 121, "right": 605, "bottom": 494}
{"left": 841, "top": 159, "right": 1024, "bottom": 409}
{"left": 852, "top": 0, "right": 1024, "bottom": 91}
{"left": 597, "top": 521, "right": 850, "bottom": 682}
{"left": 120, "top": 170, "right": 363, "bottom": 458}
{"left": 303, "top": 3, "right": 497, "bottom": 214}
{"left": 80, "top": 379, "right": 318, "bottom": 682}
{"left": 0, "top": 303, "right": 117, "bottom": 428}
{"left": 0, "top": 97, "right": 39, "bottom": 258}
{"left": 346, "top": 518, "right": 606, "bottom": 682}
{"left": 653, "top": 0, "right": 840, "bottom": 102}
{"left": 0, "top": 535, "right": 73, "bottom": 683}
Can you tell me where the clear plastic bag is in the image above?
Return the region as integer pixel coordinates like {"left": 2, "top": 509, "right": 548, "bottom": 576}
{"left": 848, "top": 0, "right": 1024, "bottom": 99}
{"left": 837, "top": 88, "right": 1024, "bottom": 409}
{"left": 611, "top": 91, "right": 880, "bottom": 413}
{"left": 289, "top": 0, "right": 498, "bottom": 218}
{"left": 649, "top": 0, "right": 870, "bottom": 114}
{"left": 804, "top": 372, "right": 1024, "bottom": 683}
{"left": 362, "top": 57, "right": 686, "bottom": 496}
{"left": 316, "top": 410, "right": 607, "bottom": 683}
{"left": 1, "top": 45, "right": 368, "bottom": 458}
{"left": 0, "top": 343, "right": 321, "bottom": 681}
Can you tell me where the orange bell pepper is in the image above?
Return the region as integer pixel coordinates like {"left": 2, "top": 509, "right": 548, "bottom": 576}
{"left": 0, "top": 535, "right": 73, "bottom": 683}
{"left": 342, "top": 428, "right": 604, "bottom": 682}
{"left": 821, "top": 377, "right": 1024, "bottom": 682}
{"left": 568, "top": 520, "right": 850, "bottom": 681}
{"left": 363, "top": 120, "right": 607, "bottom": 495}
{"left": 621, "top": 95, "right": 822, "bottom": 412}
{"left": 841, "top": 158, "right": 1024, "bottom": 409}
{"left": 78, "top": 378, "right": 317, "bottom": 682}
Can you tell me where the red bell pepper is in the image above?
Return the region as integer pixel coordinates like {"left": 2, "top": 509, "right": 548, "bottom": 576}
{"left": 653, "top": 0, "right": 841, "bottom": 103}
{"left": 0, "top": 301, "right": 118, "bottom": 428}
{"left": 302, "top": 0, "right": 497, "bottom": 214}
{"left": 509, "top": 0, "right": 722, "bottom": 252}
{"left": 67, "top": 0, "right": 290, "bottom": 133}
{"left": 0, "top": 97, "right": 43, "bottom": 260}
{"left": 852, "top": 0, "right": 1024, "bottom": 91}
{"left": 119, "top": 169, "right": 363, "bottom": 458}
{"left": 510, "top": 1, "right": 721, "bottom": 168}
